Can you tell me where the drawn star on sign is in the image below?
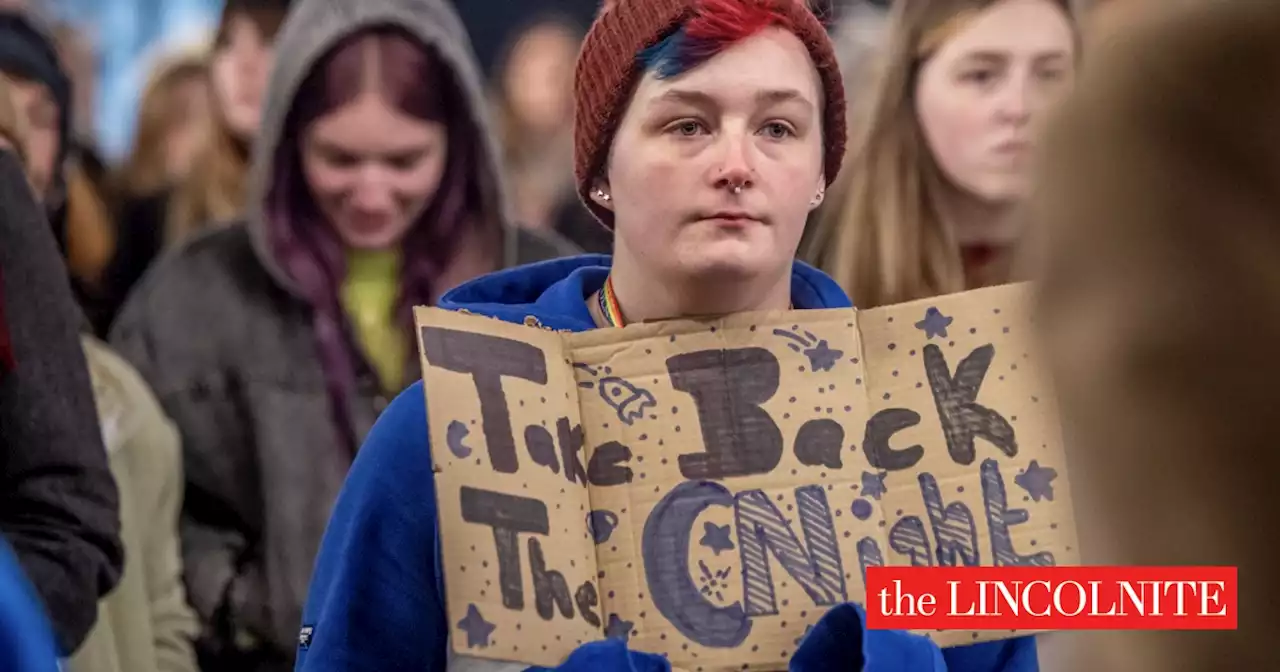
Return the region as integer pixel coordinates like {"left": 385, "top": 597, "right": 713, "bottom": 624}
{"left": 700, "top": 522, "right": 735, "bottom": 555}
{"left": 1015, "top": 460, "right": 1058, "bottom": 502}
{"left": 604, "top": 613, "right": 634, "bottom": 643}
{"left": 860, "top": 470, "right": 887, "bottom": 500}
{"left": 914, "top": 307, "right": 954, "bottom": 340}
{"left": 804, "top": 339, "right": 842, "bottom": 372}
{"left": 456, "top": 604, "right": 495, "bottom": 648}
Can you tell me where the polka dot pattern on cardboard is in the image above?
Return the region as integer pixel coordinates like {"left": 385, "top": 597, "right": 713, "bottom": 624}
{"left": 413, "top": 283, "right": 1078, "bottom": 670}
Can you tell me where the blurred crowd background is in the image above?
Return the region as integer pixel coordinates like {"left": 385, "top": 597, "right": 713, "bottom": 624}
{"left": 1, "top": 0, "right": 1254, "bottom": 670}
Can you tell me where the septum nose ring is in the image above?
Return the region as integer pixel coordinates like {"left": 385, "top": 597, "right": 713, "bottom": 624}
{"left": 731, "top": 183, "right": 744, "bottom": 195}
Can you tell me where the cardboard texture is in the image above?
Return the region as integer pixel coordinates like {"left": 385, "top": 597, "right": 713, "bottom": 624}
{"left": 415, "top": 283, "right": 1079, "bottom": 671}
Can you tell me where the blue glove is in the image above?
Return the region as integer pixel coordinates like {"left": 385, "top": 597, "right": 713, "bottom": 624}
{"left": 793, "top": 603, "right": 1039, "bottom": 672}
{"left": 528, "top": 603, "right": 1035, "bottom": 672}
{"left": 792, "top": 603, "right": 946, "bottom": 672}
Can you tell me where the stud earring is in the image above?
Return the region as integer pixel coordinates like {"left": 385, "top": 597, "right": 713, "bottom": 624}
{"left": 596, "top": 189, "right": 611, "bottom": 202}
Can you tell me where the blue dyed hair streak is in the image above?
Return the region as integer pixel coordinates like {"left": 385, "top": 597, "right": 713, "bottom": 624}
{"left": 637, "top": 0, "right": 793, "bottom": 78}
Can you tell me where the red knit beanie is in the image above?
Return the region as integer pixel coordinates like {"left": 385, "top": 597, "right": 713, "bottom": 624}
{"left": 573, "top": 0, "right": 847, "bottom": 227}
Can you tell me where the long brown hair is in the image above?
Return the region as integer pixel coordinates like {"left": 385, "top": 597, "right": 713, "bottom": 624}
{"left": 803, "top": 0, "right": 1074, "bottom": 309}
{"left": 0, "top": 74, "right": 28, "bottom": 166}
{"left": 167, "top": 0, "right": 288, "bottom": 245}
{"left": 116, "top": 46, "right": 207, "bottom": 198}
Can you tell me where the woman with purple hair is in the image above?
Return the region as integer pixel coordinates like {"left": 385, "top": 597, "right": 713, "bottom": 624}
{"left": 109, "top": 0, "right": 578, "bottom": 669}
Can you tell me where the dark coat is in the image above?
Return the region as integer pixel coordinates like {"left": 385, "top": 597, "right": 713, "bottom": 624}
{"left": 0, "top": 149, "right": 123, "bottom": 654}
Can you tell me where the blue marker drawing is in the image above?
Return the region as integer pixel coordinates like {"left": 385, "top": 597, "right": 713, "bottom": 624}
{"left": 642, "top": 481, "right": 751, "bottom": 649}
{"left": 888, "top": 516, "right": 933, "bottom": 567}
{"left": 857, "top": 537, "right": 884, "bottom": 586}
{"left": 598, "top": 377, "right": 657, "bottom": 425}
{"left": 919, "top": 472, "right": 980, "bottom": 566}
{"left": 982, "top": 459, "right": 1055, "bottom": 566}
{"left": 700, "top": 522, "right": 735, "bottom": 556}
{"left": 604, "top": 613, "right": 634, "bottom": 643}
{"left": 1015, "top": 460, "right": 1058, "bottom": 502}
{"left": 446, "top": 420, "right": 472, "bottom": 458}
{"left": 456, "top": 604, "right": 496, "bottom": 648}
{"left": 915, "top": 307, "right": 954, "bottom": 340}
{"left": 861, "top": 470, "right": 888, "bottom": 500}
{"left": 772, "top": 328, "right": 844, "bottom": 372}
{"left": 735, "top": 486, "right": 846, "bottom": 617}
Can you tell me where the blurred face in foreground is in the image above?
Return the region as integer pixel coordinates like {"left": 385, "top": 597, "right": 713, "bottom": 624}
{"left": 4, "top": 74, "right": 57, "bottom": 201}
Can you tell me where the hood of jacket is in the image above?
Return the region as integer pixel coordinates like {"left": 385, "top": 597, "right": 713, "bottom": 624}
{"left": 244, "top": 0, "right": 519, "bottom": 299}
{"left": 0, "top": 11, "right": 71, "bottom": 248}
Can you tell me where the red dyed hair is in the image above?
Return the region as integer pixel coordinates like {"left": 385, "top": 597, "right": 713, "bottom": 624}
{"left": 639, "top": 0, "right": 800, "bottom": 78}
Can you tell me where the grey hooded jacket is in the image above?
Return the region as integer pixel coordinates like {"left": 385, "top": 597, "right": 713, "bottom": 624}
{"left": 109, "top": 0, "right": 578, "bottom": 669}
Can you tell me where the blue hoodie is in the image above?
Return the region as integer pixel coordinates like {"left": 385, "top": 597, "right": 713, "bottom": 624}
{"left": 294, "top": 255, "right": 1039, "bottom": 672}
{"left": 0, "top": 537, "right": 59, "bottom": 672}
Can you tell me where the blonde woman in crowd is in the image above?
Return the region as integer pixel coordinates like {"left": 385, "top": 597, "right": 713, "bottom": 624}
{"left": 804, "top": 0, "right": 1077, "bottom": 308}
{"left": 166, "top": 0, "right": 289, "bottom": 245}
{"left": 101, "top": 43, "right": 210, "bottom": 328}
{"left": 0, "top": 50, "right": 198, "bottom": 672}
{"left": 117, "top": 44, "right": 210, "bottom": 201}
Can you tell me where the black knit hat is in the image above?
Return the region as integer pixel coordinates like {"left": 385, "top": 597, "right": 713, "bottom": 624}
{"left": 0, "top": 11, "right": 71, "bottom": 232}
{"left": 0, "top": 12, "right": 70, "bottom": 155}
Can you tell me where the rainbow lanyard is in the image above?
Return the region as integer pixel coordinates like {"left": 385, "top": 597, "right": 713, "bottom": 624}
{"left": 598, "top": 275, "right": 796, "bottom": 328}
{"left": 598, "top": 275, "right": 627, "bottom": 327}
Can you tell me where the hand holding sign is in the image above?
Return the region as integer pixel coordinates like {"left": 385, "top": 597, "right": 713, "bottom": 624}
{"left": 415, "top": 283, "right": 1078, "bottom": 671}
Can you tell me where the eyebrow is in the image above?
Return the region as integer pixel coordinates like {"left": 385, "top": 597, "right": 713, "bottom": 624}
{"left": 651, "top": 87, "right": 816, "bottom": 113}
{"left": 313, "top": 139, "right": 434, "bottom": 158}
{"left": 960, "top": 49, "right": 1071, "bottom": 64}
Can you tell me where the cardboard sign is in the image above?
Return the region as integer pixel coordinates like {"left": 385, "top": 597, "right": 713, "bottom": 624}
{"left": 416, "top": 283, "right": 1078, "bottom": 671}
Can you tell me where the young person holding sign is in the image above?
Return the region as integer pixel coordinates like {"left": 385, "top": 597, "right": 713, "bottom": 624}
{"left": 297, "top": 0, "right": 1039, "bottom": 670}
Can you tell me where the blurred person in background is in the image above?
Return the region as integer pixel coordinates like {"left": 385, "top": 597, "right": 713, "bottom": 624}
{"left": 0, "top": 39, "right": 200, "bottom": 672}
{"left": 0, "top": 10, "right": 117, "bottom": 331}
{"left": 110, "top": 0, "right": 577, "bottom": 668}
{"left": 101, "top": 43, "right": 210, "bottom": 329}
{"left": 50, "top": 18, "right": 117, "bottom": 325}
{"left": 165, "top": 0, "right": 289, "bottom": 246}
{"left": 1031, "top": 0, "right": 1279, "bottom": 668}
{"left": 803, "top": 0, "right": 1077, "bottom": 308}
{"left": 491, "top": 15, "right": 609, "bottom": 253}
{"left": 493, "top": 16, "right": 579, "bottom": 232}
{"left": 50, "top": 20, "right": 98, "bottom": 144}
{"left": 828, "top": 0, "right": 892, "bottom": 97}
{"left": 61, "top": 158, "right": 116, "bottom": 332}
{"left": 0, "top": 10, "right": 73, "bottom": 252}
{"left": 0, "top": 69, "right": 122, "bottom": 657}
{"left": 115, "top": 45, "right": 211, "bottom": 200}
